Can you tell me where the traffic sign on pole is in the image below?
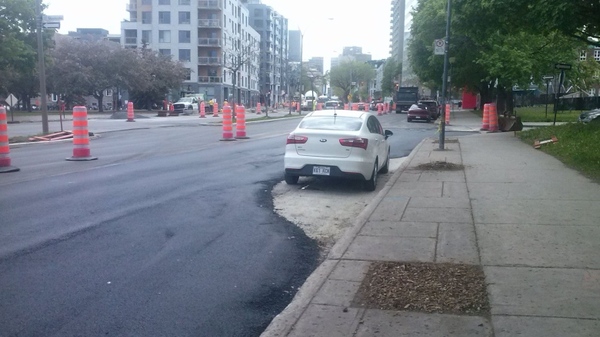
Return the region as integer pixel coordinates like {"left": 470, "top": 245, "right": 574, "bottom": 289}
{"left": 554, "top": 63, "right": 571, "bottom": 70}
{"left": 43, "top": 15, "right": 64, "bottom": 22}
{"left": 434, "top": 39, "right": 445, "bottom": 55}
{"left": 42, "top": 22, "right": 60, "bottom": 29}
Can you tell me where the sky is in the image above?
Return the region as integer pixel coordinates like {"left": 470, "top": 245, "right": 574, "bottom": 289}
{"left": 46, "top": 0, "right": 392, "bottom": 65}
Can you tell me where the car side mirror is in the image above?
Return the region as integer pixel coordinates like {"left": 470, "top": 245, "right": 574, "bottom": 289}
{"left": 385, "top": 130, "right": 393, "bottom": 139}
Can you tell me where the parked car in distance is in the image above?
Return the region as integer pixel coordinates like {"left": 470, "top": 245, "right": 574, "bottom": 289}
{"left": 578, "top": 108, "right": 600, "bottom": 123}
{"left": 284, "top": 110, "right": 393, "bottom": 191}
{"left": 417, "top": 100, "right": 440, "bottom": 120}
{"left": 324, "top": 100, "right": 341, "bottom": 109}
{"left": 357, "top": 102, "right": 367, "bottom": 111}
{"left": 407, "top": 103, "right": 433, "bottom": 123}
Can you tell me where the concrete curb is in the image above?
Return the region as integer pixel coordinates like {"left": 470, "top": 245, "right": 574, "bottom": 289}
{"left": 260, "top": 137, "right": 429, "bottom": 337}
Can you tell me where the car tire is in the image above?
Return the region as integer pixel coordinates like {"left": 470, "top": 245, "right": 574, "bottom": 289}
{"left": 379, "top": 150, "right": 390, "bottom": 174}
{"left": 284, "top": 173, "right": 299, "bottom": 185}
{"left": 364, "top": 162, "right": 378, "bottom": 191}
{"left": 407, "top": 117, "right": 412, "bottom": 122}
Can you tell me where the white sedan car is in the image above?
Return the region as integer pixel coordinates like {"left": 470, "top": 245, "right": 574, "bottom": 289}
{"left": 284, "top": 110, "right": 393, "bottom": 191}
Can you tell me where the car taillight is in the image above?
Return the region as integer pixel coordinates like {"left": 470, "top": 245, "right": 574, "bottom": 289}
{"left": 287, "top": 134, "right": 308, "bottom": 144}
{"left": 339, "top": 137, "right": 368, "bottom": 150}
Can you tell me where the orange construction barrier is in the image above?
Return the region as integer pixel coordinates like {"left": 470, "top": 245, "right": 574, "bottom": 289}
{"left": 220, "top": 104, "right": 235, "bottom": 141}
{"left": 296, "top": 102, "right": 301, "bottom": 113}
{"left": 66, "top": 106, "right": 97, "bottom": 161}
{"left": 481, "top": 103, "right": 490, "bottom": 131}
{"left": 488, "top": 103, "right": 499, "bottom": 132}
{"left": 169, "top": 102, "right": 175, "bottom": 115}
{"left": 0, "top": 106, "right": 19, "bottom": 173}
{"left": 384, "top": 102, "right": 389, "bottom": 114}
{"left": 317, "top": 103, "right": 322, "bottom": 110}
{"left": 235, "top": 105, "right": 249, "bottom": 139}
{"left": 352, "top": 103, "right": 358, "bottom": 111}
{"left": 445, "top": 104, "right": 451, "bottom": 125}
{"left": 199, "top": 101, "right": 206, "bottom": 118}
{"left": 344, "top": 104, "right": 349, "bottom": 110}
{"left": 256, "top": 102, "right": 261, "bottom": 115}
{"left": 534, "top": 135, "right": 558, "bottom": 149}
{"left": 377, "top": 103, "right": 383, "bottom": 116}
{"left": 213, "top": 102, "right": 219, "bottom": 117}
{"left": 126, "top": 101, "right": 135, "bottom": 122}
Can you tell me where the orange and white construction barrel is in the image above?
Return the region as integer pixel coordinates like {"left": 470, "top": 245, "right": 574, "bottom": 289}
{"left": 235, "top": 105, "right": 249, "bottom": 139}
{"left": 220, "top": 104, "right": 235, "bottom": 141}
{"left": 126, "top": 101, "right": 135, "bottom": 122}
{"left": 66, "top": 106, "right": 97, "bottom": 161}
{"left": 0, "top": 106, "right": 19, "bottom": 173}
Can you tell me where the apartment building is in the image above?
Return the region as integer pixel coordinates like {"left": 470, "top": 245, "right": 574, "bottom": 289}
{"left": 122, "top": 0, "right": 261, "bottom": 105}
{"left": 242, "top": 0, "right": 289, "bottom": 107}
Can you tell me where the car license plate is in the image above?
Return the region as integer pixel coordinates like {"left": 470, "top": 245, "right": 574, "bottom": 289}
{"left": 313, "top": 166, "right": 330, "bottom": 175}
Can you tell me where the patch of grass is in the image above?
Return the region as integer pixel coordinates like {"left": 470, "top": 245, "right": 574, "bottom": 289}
{"left": 513, "top": 106, "right": 581, "bottom": 123}
{"left": 472, "top": 105, "right": 582, "bottom": 123}
{"left": 518, "top": 120, "right": 600, "bottom": 182}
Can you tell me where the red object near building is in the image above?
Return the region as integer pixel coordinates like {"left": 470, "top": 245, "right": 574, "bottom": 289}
{"left": 461, "top": 91, "right": 477, "bottom": 109}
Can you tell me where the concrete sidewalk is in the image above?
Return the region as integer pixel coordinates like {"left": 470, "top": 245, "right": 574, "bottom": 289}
{"left": 262, "top": 110, "right": 600, "bottom": 337}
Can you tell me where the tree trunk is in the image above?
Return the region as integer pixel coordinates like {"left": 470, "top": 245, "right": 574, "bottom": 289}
{"left": 496, "top": 86, "right": 514, "bottom": 116}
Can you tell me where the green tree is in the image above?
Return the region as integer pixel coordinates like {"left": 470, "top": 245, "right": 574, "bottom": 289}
{"left": 408, "top": 0, "right": 588, "bottom": 112}
{"left": 127, "top": 47, "right": 189, "bottom": 110}
{"left": 381, "top": 58, "right": 401, "bottom": 97}
{"left": 0, "top": 0, "right": 52, "bottom": 110}
{"left": 329, "top": 60, "right": 375, "bottom": 103}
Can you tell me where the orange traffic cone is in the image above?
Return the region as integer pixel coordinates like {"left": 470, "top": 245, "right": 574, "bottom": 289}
{"left": 481, "top": 103, "right": 490, "bottom": 131}
{"left": 0, "top": 106, "right": 19, "bottom": 173}
{"left": 66, "top": 106, "right": 97, "bottom": 161}
{"left": 235, "top": 105, "right": 249, "bottom": 139}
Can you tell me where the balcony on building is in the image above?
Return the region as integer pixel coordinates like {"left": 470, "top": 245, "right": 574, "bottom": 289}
{"left": 126, "top": 2, "right": 137, "bottom": 12}
{"left": 198, "top": 38, "right": 222, "bottom": 47}
{"left": 198, "top": 56, "right": 222, "bottom": 65}
{"left": 198, "top": 76, "right": 222, "bottom": 83}
{"left": 198, "top": 19, "right": 222, "bottom": 28}
{"left": 198, "top": 0, "right": 222, "bottom": 10}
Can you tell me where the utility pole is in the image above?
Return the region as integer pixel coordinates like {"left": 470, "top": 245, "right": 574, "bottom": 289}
{"left": 438, "top": 0, "right": 452, "bottom": 150}
{"left": 36, "top": 0, "right": 49, "bottom": 134}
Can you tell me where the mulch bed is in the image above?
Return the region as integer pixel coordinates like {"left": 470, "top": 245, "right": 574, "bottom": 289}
{"left": 415, "top": 161, "right": 464, "bottom": 171}
{"left": 352, "top": 262, "right": 490, "bottom": 316}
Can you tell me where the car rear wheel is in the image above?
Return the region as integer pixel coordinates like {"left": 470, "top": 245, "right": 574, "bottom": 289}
{"left": 364, "top": 162, "right": 378, "bottom": 191}
{"left": 407, "top": 117, "right": 412, "bottom": 122}
{"left": 284, "top": 173, "right": 299, "bottom": 185}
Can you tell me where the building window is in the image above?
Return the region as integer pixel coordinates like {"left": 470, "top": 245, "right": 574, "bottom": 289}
{"left": 159, "top": 11, "right": 171, "bottom": 24}
{"left": 142, "top": 11, "right": 152, "bottom": 24}
{"left": 124, "top": 29, "right": 137, "bottom": 44}
{"left": 178, "top": 11, "right": 191, "bottom": 24}
{"left": 159, "top": 0, "right": 170, "bottom": 4}
{"left": 178, "top": 0, "right": 191, "bottom": 4}
{"left": 159, "top": 49, "right": 171, "bottom": 56}
{"left": 595, "top": 49, "right": 600, "bottom": 62}
{"left": 142, "top": 0, "right": 151, "bottom": 4}
{"left": 159, "top": 30, "right": 171, "bottom": 43}
{"left": 141, "top": 30, "right": 152, "bottom": 44}
{"left": 179, "top": 49, "right": 191, "bottom": 62}
{"left": 580, "top": 50, "right": 587, "bottom": 61}
{"left": 178, "top": 30, "right": 191, "bottom": 43}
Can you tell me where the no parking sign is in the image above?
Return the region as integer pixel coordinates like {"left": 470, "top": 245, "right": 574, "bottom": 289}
{"left": 434, "top": 39, "right": 445, "bottom": 55}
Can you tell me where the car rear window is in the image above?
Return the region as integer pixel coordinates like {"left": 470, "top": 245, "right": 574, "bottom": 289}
{"left": 299, "top": 116, "right": 363, "bottom": 131}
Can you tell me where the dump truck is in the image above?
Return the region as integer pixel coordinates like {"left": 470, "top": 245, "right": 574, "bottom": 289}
{"left": 395, "top": 87, "right": 419, "bottom": 113}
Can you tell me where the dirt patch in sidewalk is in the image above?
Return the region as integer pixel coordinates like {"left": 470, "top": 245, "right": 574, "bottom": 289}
{"left": 352, "top": 262, "right": 489, "bottom": 316}
{"left": 415, "top": 161, "right": 464, "bottom": 171}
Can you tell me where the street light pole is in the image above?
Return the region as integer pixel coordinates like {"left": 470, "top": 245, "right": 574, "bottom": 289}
{"left": 438, "top": 0, "right": 452, "bottom": 150}
{"left": 36, "top": 0, "right": 49, "bottom": 134}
